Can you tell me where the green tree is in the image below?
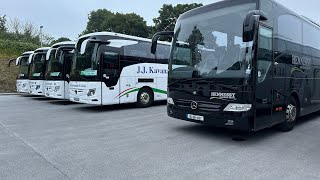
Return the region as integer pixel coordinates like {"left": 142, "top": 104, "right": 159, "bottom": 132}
{"left": 51, "top": 37, "right": 72, "bottom": 45}
{"left": 82, "top": 9, "right": 149, "bottom": 38}
{"left": 0, "top": 15, "right": 7, "bottom": 33}
{"left": 153, "top": 3, "right": 203, "bottom": 32}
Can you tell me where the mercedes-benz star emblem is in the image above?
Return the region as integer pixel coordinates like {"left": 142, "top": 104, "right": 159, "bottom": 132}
{"left": 191, "top": 101, "right": 198, "bottom": 110}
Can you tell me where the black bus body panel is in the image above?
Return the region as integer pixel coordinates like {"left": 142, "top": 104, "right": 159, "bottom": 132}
{"left": 168, "top": 0, "right": 320, "bottom": 131}
{"left": 256, "top": 0, "right": 320, "bottom": 130}
{"left": 167, "top": 87, "right": 254, "bottom": 131}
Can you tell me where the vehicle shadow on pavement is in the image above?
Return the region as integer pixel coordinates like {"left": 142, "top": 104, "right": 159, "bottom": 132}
{"left": 30, "top": 97, "right": 57, "bottom": 101}
{"left": 72, "top": 101, "right": 167, "bottom": 113}
{"left": 296, "top": 110, "right": 320, "bottom": 126}
{"left": 173, "top": 124, "right": 275, "bottom": 143}
{"left": 20, "top": 94, "right": 40, "bottom": 98}
{"left": 174, "top": 111, "right": 320, "bottom": 143}
{"left": 48, "top": 100, "right": 79, "bottom": 105}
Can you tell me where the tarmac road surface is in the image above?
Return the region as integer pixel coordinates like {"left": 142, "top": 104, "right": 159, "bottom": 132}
{"left": 0, "top": 95, "right": 320, "bottom": 180}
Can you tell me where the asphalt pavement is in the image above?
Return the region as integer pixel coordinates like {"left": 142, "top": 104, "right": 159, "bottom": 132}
{"left": 0, "top": 95, "right": 320, "bottom": 180}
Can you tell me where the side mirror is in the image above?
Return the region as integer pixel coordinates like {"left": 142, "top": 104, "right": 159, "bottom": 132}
{"left": 28, "top": 54, "right": 34, "bottom": 64}
{"left": 46, "top": 48, "right": 54, "bottom": 61}
{"left": 243, "top": 10, "right": 268, "bottom": 42}
{"left": 80, "top": 39, "right": 90, "bottom": 55}
{"left": 8, "top": 59, "right": 16, "bottom": 67}
{"left": 15, "top": 57, "right": 22, "bottom": 66}
{"left": 151, "top": 31, "right": 174, "bottom": 54}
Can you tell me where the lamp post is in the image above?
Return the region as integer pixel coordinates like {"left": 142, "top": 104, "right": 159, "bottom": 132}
{"left": 40, "top": 26, "right": 44, "bottom": 47}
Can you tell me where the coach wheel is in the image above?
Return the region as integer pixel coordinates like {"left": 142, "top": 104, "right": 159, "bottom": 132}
{"left": 279, "top": 96, "right": 298, "bottom": 132}
{"left": 137, "top": 88, "right": 154, "bottom": 108}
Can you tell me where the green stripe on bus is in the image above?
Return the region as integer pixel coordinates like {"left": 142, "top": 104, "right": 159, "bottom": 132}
{"left": 119, "top": 87, "right": 167, "bottom": 98}
{"left": 120, "top": 88, "right": 140, "bottom": 97}
{"left": 152, "top": 88, "right": 167, "bottom": 94}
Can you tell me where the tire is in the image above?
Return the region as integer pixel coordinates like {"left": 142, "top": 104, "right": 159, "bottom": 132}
{"left": 278, "top": 96, "right": 298, "bottom": 132}
{"left": 136, "top": 88, "right": 154, "bottom": 108}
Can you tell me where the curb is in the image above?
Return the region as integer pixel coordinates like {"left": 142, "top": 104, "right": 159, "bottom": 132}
{"left": 0, "top": 93, "right": 22, "bottom": 96}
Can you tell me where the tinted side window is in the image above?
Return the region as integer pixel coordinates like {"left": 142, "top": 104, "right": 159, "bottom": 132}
{"left": 276, "top": 14, "right": 302, "bottom": 54}
{"left": 303, "top": 22, "right": 320, "bottom": 67}
{"left": 156, "top": 44, "right": 170, "bottom": 64}
{"left": 124, "top": 42, "right": 155, "bottom": 63}
{"left": 303, "top": 22, "right": 320, "bottom": 49}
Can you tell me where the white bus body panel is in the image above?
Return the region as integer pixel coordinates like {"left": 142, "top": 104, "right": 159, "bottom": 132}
{"left": 44, "top": 81, "right": 67, "bottom": 99}
{"left": 69, "top": 82, "right": 102, "bottom": 105}
{"left": 69, "top": 63, "right": 168, "bottom": 105}
{"left": 116, "top": 63, "right": 168, "bottom": 104}
{"left": 16, "top": 79, "right": 30, "bottom": 93}
{"left": 29, "top": 80, "right": 45, "bottom": 95}
{"left": 64, "top": 81, "right": 70, "bottom": 100}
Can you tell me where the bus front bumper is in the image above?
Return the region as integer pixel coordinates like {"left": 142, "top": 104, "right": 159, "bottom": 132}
{"left": 69, "top": 96, "right": 101, "bottom": 105}
{"left": 167, "top": 105, "right": 253, "bottom": 131}
{"left": 69, "top": 81, "right": 102, "bottom": 105}
{"left": 17, "top": 80, "right": 30, "bottom": 93}
{"left": 45, "top": 81, "right": 65, "bottom": 99}
{"left": 29, "top": 80, "right": 45, "bottom": 96}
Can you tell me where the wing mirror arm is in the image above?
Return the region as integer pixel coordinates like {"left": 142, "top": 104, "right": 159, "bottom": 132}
{"left": 7, "top": 59, "right": 15, "bottom": 67}
{"left": 151, "top": 31, "right": 174, "bottom": 54}
{"left": 243, "top": 10, "right": 268, "bottom": 42}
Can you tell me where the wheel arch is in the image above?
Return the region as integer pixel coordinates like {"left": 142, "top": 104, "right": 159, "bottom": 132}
{"left": 290, "top": 91, "right": 300, "bottom": 117}
{"left": 138, "top": 86, "right": 154, "bottom": 100}
{"left": 136, "top": 86, "right": 155, "bottom": 108}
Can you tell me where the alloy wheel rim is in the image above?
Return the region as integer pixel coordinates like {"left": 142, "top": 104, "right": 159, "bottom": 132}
{"left": 140, "top": 92, "right": 150, "bottom": 104}
{"left": 286, "top": 104, "right": 297, "bottom": 122}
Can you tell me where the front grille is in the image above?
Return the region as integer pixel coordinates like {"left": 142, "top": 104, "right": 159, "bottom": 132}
{"left": 174, "top": 99, "right": 221, "bottom": 112}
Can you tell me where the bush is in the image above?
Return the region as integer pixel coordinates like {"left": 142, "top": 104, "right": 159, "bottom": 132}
{"left": 0, "top": 39, "right": 38, "bottom": 57}
{"left": 0, "top": 39, "right": 39, "bottom": 93}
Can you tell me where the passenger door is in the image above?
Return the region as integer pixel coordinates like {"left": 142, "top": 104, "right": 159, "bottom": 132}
{"left": 63, "top": 51, "right": 73, "bottom": 99}
{"left": 101, "top": 51, "right": 121, "bottom": 105}
{"left": 254, "top": 25, "right": 274, "bottom": 130}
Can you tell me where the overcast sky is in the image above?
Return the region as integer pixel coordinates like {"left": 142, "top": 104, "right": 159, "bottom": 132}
{"left": 0, "top": 0, "right": 319, "bottom": 40}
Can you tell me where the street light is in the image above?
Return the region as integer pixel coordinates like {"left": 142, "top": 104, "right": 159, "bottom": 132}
{"left": 40, "top": 26, "right": 44, "bottom": 47}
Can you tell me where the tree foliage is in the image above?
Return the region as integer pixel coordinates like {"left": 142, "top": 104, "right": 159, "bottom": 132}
{"left": 82, "top": 9, "right": 149, "bottom": 38}
{"left": 0, "top": 16, "right": 54, "bottom": 47}
{"left": 51, "top": 37, "right": 72, "bottom": 45}
{"left": 153, "top": 3, "right": 203, "bottom": 32}
{"left": 0, "top": 15, "right": 7, "bottom": 33}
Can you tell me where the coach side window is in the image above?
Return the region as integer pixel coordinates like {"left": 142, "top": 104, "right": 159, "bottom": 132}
{"left": 156, "top": 44, "right": 170, "bottom": 64}
{"left": 276, "top": 14, "right": 302, "bottom": 57}
{"left": 124, "top": 42, "right": 155, "bottom": 63}
{"left": 303, "top": 22, "right": 320, "bottom": 66}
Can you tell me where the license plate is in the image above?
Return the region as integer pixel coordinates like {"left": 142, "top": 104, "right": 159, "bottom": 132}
{"left": 187, "top": 114, "right": 204, "bottom": 121}
{"left": 74, "top": 98, "right": 80, "bottom": 102}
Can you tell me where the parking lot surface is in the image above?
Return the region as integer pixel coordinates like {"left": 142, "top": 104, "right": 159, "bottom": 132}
{"left": 0, "top": 95, "right": 320, "bottom": 180}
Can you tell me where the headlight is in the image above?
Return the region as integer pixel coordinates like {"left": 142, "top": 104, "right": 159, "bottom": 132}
{"left": 167, "top": 97, "right": 174, "bottom": 105}
{"left": 87, "top": 88, "right": 96, "bottom": 96}
{"left": 36, "top": 85, "right": 41, "bottom": 90}
{"left": 54, "top": 86, "right": 60, "bottom": 92}
{"left": 224, "top": 104, "right": 252, "bottom": 112}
